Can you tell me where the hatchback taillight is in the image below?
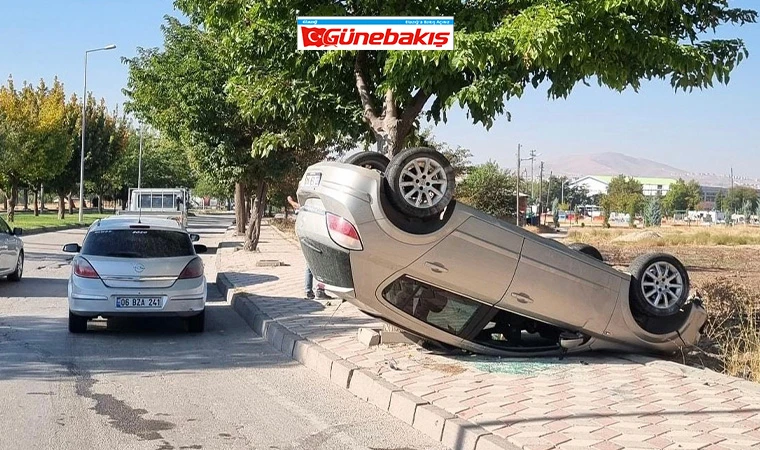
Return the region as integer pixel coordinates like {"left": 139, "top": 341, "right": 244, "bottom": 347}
{"left": 73, "top": 257, "right": 100, "bottom": 279}
{"left": 326, "top": 212, "right": 363, "bottom": 251}
{"left": 179, "top": 257, "right": 204, "bottom": 279}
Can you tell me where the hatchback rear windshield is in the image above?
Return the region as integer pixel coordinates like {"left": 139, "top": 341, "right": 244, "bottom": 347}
{"left": 81, "top": 229, "right": 194, "bottom": 258}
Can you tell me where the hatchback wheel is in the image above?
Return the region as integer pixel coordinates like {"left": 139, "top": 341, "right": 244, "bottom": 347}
{"left": 568, "top": 243, "right": 603, "bottom": 262}
{"left": 68, "top": 312, "right": 88, "bottom": 333}
{"left": 629, "top": 253, "right": 690, "bottom": 317}
{"left": 186, "top": 310, "right": 205, "bottom": 333}
{"left": 8, "top": 251, "right": 23, "bottom": 281}
{"left": 344, "top": 151, "right": 390, "bottom": 173}
{"left": 386, "top": 147, "right": 456, "bottom": 219}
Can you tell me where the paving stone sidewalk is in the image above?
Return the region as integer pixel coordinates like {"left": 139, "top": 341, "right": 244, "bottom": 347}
{"left": 216, "top": 223, "right": 760, "bottom": 450}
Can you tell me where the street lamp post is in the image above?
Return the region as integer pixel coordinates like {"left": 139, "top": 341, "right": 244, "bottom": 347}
{"left": 79, "top": 44, "right": 116, "bottom": 223}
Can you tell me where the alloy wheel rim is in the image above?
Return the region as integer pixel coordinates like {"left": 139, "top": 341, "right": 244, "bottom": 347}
{"left": 641, "top": 261, "right": 683, "bottom": 309}
{"left": 398, "top": 157, "right": 448, "bottom": 208}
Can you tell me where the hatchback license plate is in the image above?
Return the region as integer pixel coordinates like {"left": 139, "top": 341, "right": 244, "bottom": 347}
{"left": 304, "top": 172, "right": 321, "bottom": 187}
{"left": 116, "top": 297, "right": 163, "bottom": 308}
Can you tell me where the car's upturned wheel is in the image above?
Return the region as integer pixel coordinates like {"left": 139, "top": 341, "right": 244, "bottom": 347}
{"left": 568, "top": 243, "right": 604, "bottom": 262}
{"left": 386, "top": 147, "right": 455, "bottom": 219}
{"left": 344, "top": 151, "right": 390, "bottom": 173}
{"left": 7, "top": 251, "right": 23, "bottom": 281}
{"left": 629, "top": 253, "right": 690, "bottom": 317}
{"left": 186, "top": 310, "right": 205, "bottom": 333}
{"left": 68, "top": 312, "right": 88, "bottom": 333}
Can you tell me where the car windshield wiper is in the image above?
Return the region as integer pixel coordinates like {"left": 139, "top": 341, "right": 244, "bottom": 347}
{"left": 102, "top": 251, "right": 144, "bottom": 258}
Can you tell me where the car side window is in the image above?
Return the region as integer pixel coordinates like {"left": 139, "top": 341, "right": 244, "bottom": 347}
{"left": 382, "top": 276, "right": 481, "bottom": 337}
{"left": 0, "top": 218, "right": 10, "bottom": 234}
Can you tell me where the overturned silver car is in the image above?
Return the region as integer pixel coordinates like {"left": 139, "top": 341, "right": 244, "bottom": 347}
{"left": 295, "top": 147, "right": 707, "bottom": 356}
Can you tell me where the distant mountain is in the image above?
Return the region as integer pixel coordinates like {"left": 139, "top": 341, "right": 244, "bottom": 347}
{"left": 537, "top": 152, "right": 760, "bottom": 189}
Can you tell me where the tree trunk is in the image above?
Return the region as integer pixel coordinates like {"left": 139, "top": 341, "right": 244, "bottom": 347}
{"left": 23, "top": 188, "right": 29, "bottom": 211}
{"left": 234, "top": 182, "right": 245, "bottom": 234}
{"left": 3, "top": 193, "right": 7, "bottom": 211}
{"left": 244, "top": 180, "right": 268, "bottom": 251}
{"left": 33, "top": 189, "right": 39, "bottom": 216}
{"left": 7, "top": 180, "right": 18, "bottom": 222}
{"left": 353, "top": 51, "right": 430, "bottom": 158}
{"left": 98, "top": 190, "right": 103, "bottom": 214}
{"left": 244, "top": 193, "right": 252, "bottom": 230}
{"left": 68, "top": 192, "right": 75, "bottom": 215}
{"left": 57, "top": 193, "right": 66, "bottom": 219}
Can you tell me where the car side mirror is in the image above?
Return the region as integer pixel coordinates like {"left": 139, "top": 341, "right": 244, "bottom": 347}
{"left": 193, "top": 244, "right": 207, "bottom": 254}
{"left": 12, "top": 227, "right": 22, "bottom": 236}
{"left": 189, "top": 233, "right": 200, "bottom": 242}
{"left": 62, "top": 243, "right": 81, "bottom": 253}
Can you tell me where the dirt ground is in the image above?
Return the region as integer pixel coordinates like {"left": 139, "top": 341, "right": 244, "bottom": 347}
{"left": 562, "top": 225, "right": 760, "bottom": 292}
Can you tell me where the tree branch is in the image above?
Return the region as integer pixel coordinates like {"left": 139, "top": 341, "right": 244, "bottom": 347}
{"left": 354, "top": 51, "right": 382, "bottom": 130}
{"left": 399, "top": 89, "right": 431, "bottom": 134}
{"left": 384, "top": 89, "right": 397, "bottom": 120}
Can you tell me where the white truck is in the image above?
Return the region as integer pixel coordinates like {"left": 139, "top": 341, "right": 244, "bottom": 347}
{"left": 116, "top": 187, "right": 190, "bottom": 229}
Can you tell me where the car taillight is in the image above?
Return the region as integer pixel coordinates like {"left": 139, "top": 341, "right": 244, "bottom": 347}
{"left": 326, "top": 212, "right": 363, "bottom": 251}
{"left": 73, "top": 257, "right": 100, "bottom": 279}
{"left": 179, "top": 257, "right": 204, "bottom": 279}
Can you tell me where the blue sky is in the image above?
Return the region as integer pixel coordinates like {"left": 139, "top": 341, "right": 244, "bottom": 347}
{"left": 2, "top": 0, "right": 758, "bottom": 177}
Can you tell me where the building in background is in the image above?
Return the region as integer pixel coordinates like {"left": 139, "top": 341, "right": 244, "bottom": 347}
{"left": 569, "top": 175, "right": 677, "bottom": 198}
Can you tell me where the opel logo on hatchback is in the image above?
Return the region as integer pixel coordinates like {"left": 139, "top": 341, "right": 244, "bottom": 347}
{"left": 133, "top": 263, "right": 145, "bottom": 273}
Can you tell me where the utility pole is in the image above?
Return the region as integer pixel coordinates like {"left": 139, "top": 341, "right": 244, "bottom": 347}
{"left": 538, "top": 162, "right": 544, "bottom": 226}
{"left": 529, "top": 149, "right": 537, "bottom": 200}
{"left": 545, "top": 171, "right": 553, "bottom": 225}
{"left": 730, "top": 167, "right": 734, "bottom": 214}
{"left": 516, "top": 144, "right": 521, "bottom": 226}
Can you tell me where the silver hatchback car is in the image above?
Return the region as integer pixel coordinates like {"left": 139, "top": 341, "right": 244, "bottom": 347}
{"left": 63, "top": 216, "right": 208, "bottom": 333}
{"left": 295, "top": 148, "right": 707, "bottom": 357}
{"left": 0, "top": 217, "right": 23, "bottom": 282}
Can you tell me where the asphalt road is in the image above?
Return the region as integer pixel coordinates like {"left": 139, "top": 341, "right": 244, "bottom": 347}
{"left": 0, "top": 213, "right": 446, "bottom": 450}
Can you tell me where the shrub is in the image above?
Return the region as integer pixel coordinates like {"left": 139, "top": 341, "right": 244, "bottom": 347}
{"left": 643, "top": 197, "right": 662, "bottom": 227}
{"left": 701, "top": 278, "right": 760, "bottom": 381}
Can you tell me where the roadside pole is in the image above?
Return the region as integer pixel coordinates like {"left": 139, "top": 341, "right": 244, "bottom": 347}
{"left": 516, "top": 144, "right": 521, "bottom": 226}
{"left": 538, "top": 162, "right": 544, "bottom": 226}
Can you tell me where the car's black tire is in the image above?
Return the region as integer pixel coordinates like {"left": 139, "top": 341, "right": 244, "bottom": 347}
{"left": 186, "top": 310, "right": 205, "bottom": 333}
{"left": 568, "top": 243, "right": 604, "bottom": 262}
{"left": 344, "top": 151, "right": 390, "bottom": 172}
{"left": 629, "top": 253, "right": 690, "bottom": 317}
{"left": 68, "top": 312, "right": 88, "bottom": 333}
{"left": 7, "top": 251, "right": 23, "bottom": 281}
{"left": 386, "top": 147, "right": 456, "bottom": 219}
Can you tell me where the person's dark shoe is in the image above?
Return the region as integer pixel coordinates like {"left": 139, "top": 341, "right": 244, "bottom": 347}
{"left": 305, "top": 291, "right": 315, "bottom": 299}
{"left": 315, "top": 290, "right": 332, "bottom": 300}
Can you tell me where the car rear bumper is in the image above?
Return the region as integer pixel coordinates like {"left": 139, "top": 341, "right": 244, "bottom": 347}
{"left": 68, "top": 275, "right": 206, "bottom": 318}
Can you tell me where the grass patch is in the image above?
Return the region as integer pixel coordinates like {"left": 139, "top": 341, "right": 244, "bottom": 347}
{"left": 4, "top": 211, "right": 110, "bottom": 231}
{"left": 567, "top": 226, "right": 760, "bottom": 247}
{"left": 698, "top": 278, "right": 760, "bottom": 382}
{"left": 270, "top": 217, "right": 296, "bottom": 240}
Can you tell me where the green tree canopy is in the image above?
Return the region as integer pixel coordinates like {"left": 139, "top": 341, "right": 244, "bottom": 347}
{"left": 0, "top": 76, "right": 71, "bottom": 221}
{"left": 175, "top": 0, "right": 756, "bottom": 157}
{"left": 599, "top": 175, "right": 645, "bottom": 224}
{"left": 725, "top": 186, "right": 758, "bottom": 213}
{"left": 458, "top": 161, "right": 516, "bottom": 219}
{"left": 662, "top": 178, "right": 701, "bottom": 214}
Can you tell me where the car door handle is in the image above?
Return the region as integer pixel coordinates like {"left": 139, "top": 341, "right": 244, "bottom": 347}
{"left": 510, "top": 292, "right": 534, "bottom": 304}
{"left": 425, "top": 261, "right": 448, "bottom": 273}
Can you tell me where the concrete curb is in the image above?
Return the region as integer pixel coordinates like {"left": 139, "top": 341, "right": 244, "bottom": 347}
{"left": 21, "top": 223, "right": 91, "bottom": 236}
{"left": 216, "top": 271, "right": 519, "bottom": 450}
